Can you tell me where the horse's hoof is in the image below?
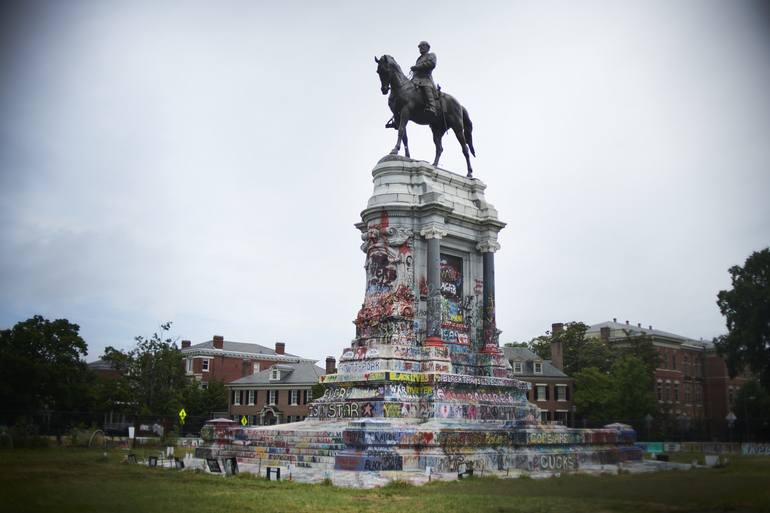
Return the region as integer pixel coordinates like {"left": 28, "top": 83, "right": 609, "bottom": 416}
{"left": 466, "top": 172, "right": 473, "bottom": 178}
{"left": 389, "top": 149, "right": 398, "bottom": 155}
{"left": 405, "top": 152, "right": 410, "bottom": 158}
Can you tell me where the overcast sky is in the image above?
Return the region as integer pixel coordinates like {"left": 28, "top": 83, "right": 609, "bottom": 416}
{"left": 1, "top": 1, "right": 769, "bottom": 363}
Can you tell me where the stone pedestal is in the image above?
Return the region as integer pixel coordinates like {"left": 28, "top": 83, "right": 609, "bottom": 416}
{"left": 200, "top": 156, "right": 641, "bottom": 477}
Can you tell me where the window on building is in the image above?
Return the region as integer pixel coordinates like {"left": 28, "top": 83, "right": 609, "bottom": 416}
{"left": 728, "top": 387, "right": 734, "bottom": 406}
{"left": 290, "top": 390, "right": 298, "bottom": 406}
{"left": 202, "top": 359, "right": 210, "bottom": 372}
{"left": 684, "top": 385, "right": 691, "bottom": 403}
{"left": 533, "top": 362, "right": 543, "bottom": 374}
{"left": 555, "top": 385, "right": 567, "bottom": 401}
{"left": 248, "top": 390, "right": 255, "bottom": 405}
{"left": 233, "top": 390, "right": 241, "bottom": 405}
{"left": 185, "top": 358, "right": 193, "bottom": 374}
{"left": 513, "top": 362, "right": 523, "bottom": 374}
{"left": 303, "top": 389, "right": 309, "bottom": 405}
{"left": 674, "top": 383, "right": 679, "bottom": 402}
{"left": 555, "top": 411, "right": 568, "bottom": 425}
{"left": 683, "top": 355, "right": 689, "bottom": 377}
{"left": 270, "top": 369, "right": 280, "bottom": 380}
{"left": 665, "top": 382, "right": 671, "bottom": 401}
{"left": 269, "top": 390, "right": 277, "bottom": 405}
{"left": 540, "top": 410, "right": 549, "bottom": 422}
{"left": 201, "top": 382, "right": 208, "bottom": 390}
{"left": 657, "top": 381, "right": 663, "bottom": 401}
{"left": 536, "top": 384, "right": 548, "bottom": 401}
{"left": 672, "top": 354, "right": 677, "bottom": 370}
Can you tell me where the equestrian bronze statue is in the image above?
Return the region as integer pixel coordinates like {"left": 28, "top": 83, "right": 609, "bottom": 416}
{"left": 375, "top": 42, "right": 476, "bottom": 177}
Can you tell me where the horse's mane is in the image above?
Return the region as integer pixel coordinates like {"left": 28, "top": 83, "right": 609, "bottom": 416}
{"left": 382, "top": 55, "right": 405, "bottom": 76}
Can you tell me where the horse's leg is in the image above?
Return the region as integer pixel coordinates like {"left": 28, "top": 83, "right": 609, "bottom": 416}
{"left": 402, "top": 129, "right": 410, "bottom": 158}
{"left": 390, "top": 108, "right": 410, "bottom": 156}
{"left": 431, "top": 125, "right": 444, "bottom": 167}
{"left": 452, "top": 125, "right": 473, "bottom": 177}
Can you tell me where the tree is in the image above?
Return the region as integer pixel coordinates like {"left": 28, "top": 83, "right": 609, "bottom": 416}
{"left": 572, "top": 367, "right": 614, "bottom": 424}
{"left": 608, "top": 356, "right": 658, "bottom": 421}
{"left": 102, "top": 322, "right": 188, "bottom": 417}
{"left": 715, "top": 248, "right": 770, "bottom": 389}
{"left": 0, "top": 316, "right": 93, "bottom": 418}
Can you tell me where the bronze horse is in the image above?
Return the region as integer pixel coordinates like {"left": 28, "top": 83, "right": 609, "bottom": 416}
{"left": 375, "top": 55, "right": 476, "bottom": 177}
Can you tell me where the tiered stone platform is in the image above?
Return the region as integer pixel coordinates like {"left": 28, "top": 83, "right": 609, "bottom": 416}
{"left": 198, "top": 157, "right": 642, "bottom": 479}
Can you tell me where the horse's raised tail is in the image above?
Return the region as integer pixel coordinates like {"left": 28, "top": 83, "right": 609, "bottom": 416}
{"left": 463, "top": 107, "right": 475, "bottom": 157}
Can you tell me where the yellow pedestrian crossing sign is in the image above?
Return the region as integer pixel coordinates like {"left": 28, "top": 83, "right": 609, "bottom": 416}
{"left": 241, "top": 415, "right": 248, "bottom": 426}
{"left": 179, "top": 408, "right": 187, "bottom": 425}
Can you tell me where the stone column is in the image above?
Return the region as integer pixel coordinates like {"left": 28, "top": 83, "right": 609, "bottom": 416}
{"left": 477, "top": 240, "right": 501, "bottom": 352}
{"left": 421, "top": 226, "right": 448, "bottom": 346}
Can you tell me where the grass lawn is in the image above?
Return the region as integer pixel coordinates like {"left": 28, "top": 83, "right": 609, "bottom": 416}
{"left": 1, "top": 448, "right": 770, "bottom": 513}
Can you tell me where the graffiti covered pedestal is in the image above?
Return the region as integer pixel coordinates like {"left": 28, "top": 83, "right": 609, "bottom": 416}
{"left": 199, "top": 157, "right": 641, "bottom": 476}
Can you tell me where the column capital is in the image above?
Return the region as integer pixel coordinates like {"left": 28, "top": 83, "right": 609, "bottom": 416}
{"left": 476, "top": 240, "right": 501, "bottom": 253}
{"left": 420, "top": 225, "right": 448, "bottom": 240}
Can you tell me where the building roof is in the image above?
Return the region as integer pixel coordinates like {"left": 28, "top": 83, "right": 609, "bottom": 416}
{"left": 502, "top": 346, "right": 569, "bottom": 378}
{"left": 227, "top": 362, "right": 325, "bottom": 387}
{"left": 87, "top": 358, "right": 117, "bottom": 371}
{"left": 182, "top": 338, "right": 315, "bottom": 363}
{"left": 587, "top": 321, "right": 711, "bottom": 348}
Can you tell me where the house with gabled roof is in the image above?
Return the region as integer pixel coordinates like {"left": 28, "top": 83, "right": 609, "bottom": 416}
{"left": 227, "top": 361, "right": 328, "bottom": 425}
{"left": 502, "top": 344, "right": 573, "bottom": 425}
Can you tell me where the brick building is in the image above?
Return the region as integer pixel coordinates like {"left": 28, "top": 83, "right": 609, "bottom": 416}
{"left": 585, "top": 320, "right": 748, "bottom": 422}
{"left": 180, "top": 336, "right": 315, "bottom": 388}
{"left": 227, "top": 358, "right": 333, "bottom": 425}
{"left": 502, "top": 345, "right": 573, "bottom": 425}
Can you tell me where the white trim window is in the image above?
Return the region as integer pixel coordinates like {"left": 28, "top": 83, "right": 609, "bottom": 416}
{"left": 555, "top": 384, "right": 567, "bottom": 401}
{"left": 269, "top": 390, "right": 277, "bottom": 406}
{"left": 536, "top": 384, "right": 547, "bottom": 401}
{"left": 201, "top": 358, "right": 210, "bottom": 372}
{"left": 185, "top": 358, "right": 193, "bottom": 374}
{"left": 233, "top": 390, "right": 241, "bottom": 406}
{"left": 290, "top": 390, "right": 298, "bottom": 406}
{"left": 533, "top": 362, "right": 543, "bottom": 374}
{"left": 270, "top": 369, "right": 280, "bottom": 381}
{"left": 248, "top": 390, "right": 255, "bottom": 405}
{"left": 512, "top": 362, "right": 523, "bottom": 374}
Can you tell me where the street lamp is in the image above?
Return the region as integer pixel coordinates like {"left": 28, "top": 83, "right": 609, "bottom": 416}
{"left": 726, "top": 411, "right": 736, "bottom": 443}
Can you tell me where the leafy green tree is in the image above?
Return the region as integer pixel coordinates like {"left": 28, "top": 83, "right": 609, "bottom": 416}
{"left": 0, "top": 316, "right": 93, "bottom": 419}
{"left": 182, "top": 380, "right": 228, "bottom": 417}
{"left": 715, "top": 248, "right": 770, "bottom": 389}
{"left": 572, "top": 367, "right": 614, "bottom": 424}
{"left": 102, "top": 322, "right": 188, "bottom": 417}
{"left": 733, "top": 380, "right": 770, "bottom": 441}
{"left": 608, "top": 355, "right": 658, "bottom": 421}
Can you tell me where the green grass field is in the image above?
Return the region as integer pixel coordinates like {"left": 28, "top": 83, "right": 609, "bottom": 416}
{"left": 1, "top": 449, "right": 770, "bottom": 513}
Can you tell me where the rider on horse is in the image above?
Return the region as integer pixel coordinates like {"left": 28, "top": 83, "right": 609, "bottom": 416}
{"left": 411, "top": 41, "right": 438, "bottom": 115}
{"left": 386, "top": 41, "right": 439, "bottom": 129}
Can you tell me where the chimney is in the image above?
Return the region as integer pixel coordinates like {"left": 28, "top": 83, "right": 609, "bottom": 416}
{"left": 637, "top": 322, "right": 642, "bottom": 328}
{"left": 613, "top": 317, "right": 617, "bottom": 323}
{"left": 181, "top": 340, "right": 191, "bottom": 349}
{"left": 213, "top": 335, "right": 224, "bottom": 349}
{"left": 325, "top": 356, "right": 337, "bottom": 375}
{"left": 625, "top": 320, "right": 629, "bottom": 325}
{"left": 275, "top": 342, "right": 285, "bottom": 355}
{"left": 600, "top": 327, "right": 611, "bottom": 342}
{"left": 551, "top": 322, "right": 564, "bottom": 335}
{"left": 649, "top": 325, "right": 652, "bottom": 330}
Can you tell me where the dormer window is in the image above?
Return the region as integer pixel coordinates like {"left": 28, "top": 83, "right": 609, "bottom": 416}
{"left": 513, "top": 362, "right": 523, "bottom": 374}
{"left": 270, "top": 369, "right": 280, "bottom": 381}
{"left": 533, "top": 362, "right": 543, "bottom": 374}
